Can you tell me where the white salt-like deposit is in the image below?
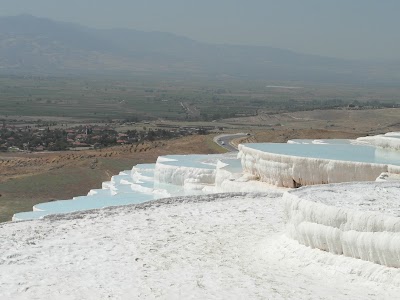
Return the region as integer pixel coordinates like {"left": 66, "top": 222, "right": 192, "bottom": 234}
{"left": 238, "top": 134, "right": 400, "bottom": 187}
{"left": 2, "top": 193, "right": 400, "bottom": 299}
{"left": 4, "top": 131, "right": 400, "bottom": 298}
{"left": 284, "top": 182, "right": 400, "bottom": 268}
{"left": 238, "top": 144, "right": 389, "bottom": 187}
{"left": 357, "top": 132, "right": 400, "bottom": 151}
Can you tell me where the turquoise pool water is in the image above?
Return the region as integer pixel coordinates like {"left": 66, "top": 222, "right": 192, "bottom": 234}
{"left": 13, "top": 155, "right": 229, "bottom": 221}
{"left": 14, "top": 193, "right": 155, "bottom": 220}
{"left": 160, "top": 154, "right": 224, "bottom": 169}
{"left": 289, "top": 139, "right": 353, "bottom": 145}
{"left": 219, "top": 159, "right": 243, "bottom": 173}
{"left": 33, "top": 193, "right": 154, "bottom": 213}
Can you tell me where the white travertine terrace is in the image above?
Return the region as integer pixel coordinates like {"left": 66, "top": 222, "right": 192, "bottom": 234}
{"left": 6, "top": 193, "right": 400, "bottom": 299}
{"left": 13, "top": 132, "right": 400, "bottom": 220}
{"left": 357, "top": 132, "right": 400, "bottom": 151}
{"left": 5, "top": 132, "right": 400, "bottom": 298}
{"left": 237, "top": 144, "right": 389, "bottom": 187}
{"left": 238, "top": 132, "right": 400, "bottom": 188}
{"left": 153, "top": 154, "right": 235, "bottom": 187}
{"left": 283, "top": 181, "right": 400, "bottom": 268}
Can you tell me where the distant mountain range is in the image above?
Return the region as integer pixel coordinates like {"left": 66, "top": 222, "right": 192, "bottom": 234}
{"left": 0, "top": 14, "right": 399, "bottom": 84}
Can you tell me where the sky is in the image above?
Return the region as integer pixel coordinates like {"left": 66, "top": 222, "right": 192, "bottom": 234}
{"left": 1, "top": 0, "right": 400, "bottom": 60}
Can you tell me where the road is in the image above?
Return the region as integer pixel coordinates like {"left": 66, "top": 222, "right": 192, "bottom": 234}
{"left": 213, "top": 133, "right": 250, "bottom": 152}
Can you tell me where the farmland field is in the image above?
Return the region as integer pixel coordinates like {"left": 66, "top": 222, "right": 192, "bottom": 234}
{"left": 1, "top": 75, "right": 400, "bottom": 122}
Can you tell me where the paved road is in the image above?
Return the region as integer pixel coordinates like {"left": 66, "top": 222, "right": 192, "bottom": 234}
{"left": 213, "top": 133, "right": 250, "bottom": 152}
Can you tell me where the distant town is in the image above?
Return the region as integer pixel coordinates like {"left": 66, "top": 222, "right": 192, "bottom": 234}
{"left": 0, "top": 120, "right": 214, "bottom": 152}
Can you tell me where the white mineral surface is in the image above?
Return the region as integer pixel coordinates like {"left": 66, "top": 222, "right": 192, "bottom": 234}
{"left": 2, "top": 193, "right": 400, "bottom": 299}
{"left": 4, "top": 132, "right": 400, "bottom": 299}
{"left": 284, "top": 182, "right": 400, "bottom": 268}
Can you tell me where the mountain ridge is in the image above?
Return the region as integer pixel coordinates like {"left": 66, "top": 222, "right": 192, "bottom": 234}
{"left": 0, "top": 14, "right": 398, "bottom": 84}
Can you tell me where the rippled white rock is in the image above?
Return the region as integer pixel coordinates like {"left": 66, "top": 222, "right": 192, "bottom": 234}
{"left": 238, "top": 144, "right": 389, "bottom": 187}
{"left": 154, "top": 155, "right": 220, "bottom": 187}
{"left": 4, "top": 193, "right": 400, "bottom": 299}
{"left": 357, "top": 132, "right": 400, "bottom": 151}
{"left": 283, "top": 181, "right": 400, "bottom": 267}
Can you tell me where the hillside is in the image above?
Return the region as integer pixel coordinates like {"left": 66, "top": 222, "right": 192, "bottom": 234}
{"left": 1, "top": 15, "right": 399, "bottom": 84}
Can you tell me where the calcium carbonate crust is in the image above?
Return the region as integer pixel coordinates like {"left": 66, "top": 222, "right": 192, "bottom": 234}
{"left": 283, "top": 181, "right": 400, "bottom": 268}
{"left": 238, "top": 144, "right": 390, "bottom": 187}
{"left": 357, "top": 134, "right": 400, "bottom": 151}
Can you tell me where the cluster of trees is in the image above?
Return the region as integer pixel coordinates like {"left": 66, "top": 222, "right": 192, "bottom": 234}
{"left": 0, "top": 124, "right": 199, "bottom": 152}
{"left": 0, "top": 127, "right": 69, "bottom": 151}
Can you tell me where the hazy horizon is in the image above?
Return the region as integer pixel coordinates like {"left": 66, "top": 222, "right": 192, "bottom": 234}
{"left": 1, "top": 0, "right": 400, "bottom": 61}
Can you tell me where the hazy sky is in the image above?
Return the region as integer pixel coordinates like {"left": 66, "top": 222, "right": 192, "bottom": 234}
{"left": 1, "top": 0, "right": 400, "bottom": 60}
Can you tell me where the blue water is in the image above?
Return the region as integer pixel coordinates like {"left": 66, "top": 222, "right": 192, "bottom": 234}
{"left": 160, "top": 154, "right": 222, "bottom": 169}
{"left": 133, "top": 163, "right": 156, "bottom": 171}
{"left": 14, "top": 155, "right": 225, "bottom": 220}
{"left": 246, "top": 143, "right": 400, "bottom": 166}
{"left": 289, "top": 139, "right": 353, "bottom": 145}
{"left": 219, "top": 158, "right": 243, "bottom": 173}
{"left": 14, "top": 193, "right": 154, "bottom": 221}
{"left": 13, "top": 211, "right": 54, "bottom": 221}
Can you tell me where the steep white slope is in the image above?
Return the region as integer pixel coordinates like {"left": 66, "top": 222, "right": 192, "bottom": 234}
{"left": 238, "top": 144, "right": 388, "bottom": 187}
{"left": 154, "top": 155, "right": 219, "bottom": 186}
{"left": 283, "top": 181, "right": 400, "bottom": 267}
{"left": 2, "top": 194, "right": 400, "bottom": 299}
{"left": 212, "top": 159, "right": 283, "bottom": 193}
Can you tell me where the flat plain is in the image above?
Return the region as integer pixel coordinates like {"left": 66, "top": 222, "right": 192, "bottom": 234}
{"left": 1, "top": 75, "right": 399, "bottom": 121}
